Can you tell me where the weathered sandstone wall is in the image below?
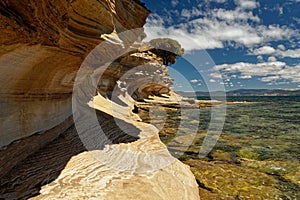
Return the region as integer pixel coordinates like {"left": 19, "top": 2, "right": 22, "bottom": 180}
{"left": 0, "top": 0, "right": 149, "bottom": 147}
{"left": 0, "top": 0, "right": 200, "bottom": 199}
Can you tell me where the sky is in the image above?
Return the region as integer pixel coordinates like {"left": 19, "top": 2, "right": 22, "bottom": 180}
{"left": 141, "top": 0, "right": 300, "bottom": 92}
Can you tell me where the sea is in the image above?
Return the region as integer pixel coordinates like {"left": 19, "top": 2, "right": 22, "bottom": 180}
{"left": 157, "top": 96, "right": 300, "bottom": 199}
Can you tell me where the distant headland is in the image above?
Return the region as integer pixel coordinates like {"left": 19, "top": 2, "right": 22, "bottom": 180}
{"left": 178, "top": 89, "right": 300, "bottom": 97}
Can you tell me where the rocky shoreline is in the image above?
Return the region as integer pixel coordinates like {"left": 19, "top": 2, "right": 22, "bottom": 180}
{"left": 2, "top": 0, "right": 299, "bottom": 199}
{"left": 136, "top": 95, "right": 300, "bottom": 199}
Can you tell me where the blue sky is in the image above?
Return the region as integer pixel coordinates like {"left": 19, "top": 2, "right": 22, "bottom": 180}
{"left": 141, "top": 0, "right": 300, "bottom": 92}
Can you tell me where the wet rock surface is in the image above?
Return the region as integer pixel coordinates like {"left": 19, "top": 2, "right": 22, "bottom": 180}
{"left": 185, "top": 159, "right": 281, "bottom": 199}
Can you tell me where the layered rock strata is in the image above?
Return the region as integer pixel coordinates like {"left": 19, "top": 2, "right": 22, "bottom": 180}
{"left": 0, "top": 0, "right": 200, "bottom": 199}
{"left": 0, "top": 0, "right": 149, "bottom": 148}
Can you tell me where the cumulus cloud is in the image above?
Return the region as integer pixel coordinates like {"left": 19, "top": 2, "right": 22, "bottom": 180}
{"left": 210, "top": 72, "right": 222, "bottom": 78}
{"left": 267, "top": 56, "right": 277, "bottom": 62}
{"left": 239, "top": 75, "right": 252, "bottom": 79}
{"left": 257, "top": 25, "right": 297, "bottom": 41}
{"left": 257, "top": 55, "right": 263, "bottom": 62}
{"left": 210, "top": 8, "right": 260, "bottom": 22}
{"left": 277, "top": 44, "right": 286, "bottom": 51}
{"left": 145, "top": 4, "right": 298, "bottom": 51}
{"left": 234, "top": 0, "right": 259, "bottom": 10}
{"left": 190, "top": 79, "right": 200, "bottom": 83}
{"left": 252, "top": 46, "right": 276, "bottom": 54}
{"left": 213, "top": 61, "right": 285, "bottom": 76}
{"left": 145, "top": 18, "right": 262, "bottom": 51}
{"left": 251, "top": 45, "right": 300, "bottom": 58}
{"left": 260, "top": 75, "right": 280, "bottom": 82}
{"left": 278, "top": 49, "right": 300, "bottom": 58}
{"left": 212, "top": 61, "right": 300, "bottom": 83}
{"left": 145, "top": 14, "right": 164, "bottom": 27}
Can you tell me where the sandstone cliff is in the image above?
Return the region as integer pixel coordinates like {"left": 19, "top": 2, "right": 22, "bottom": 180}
{"left": 0, "top": 0, "right": 199, "bottom": 199}
{"left": 0, "top": 0, "right": 148, "bottom": 148}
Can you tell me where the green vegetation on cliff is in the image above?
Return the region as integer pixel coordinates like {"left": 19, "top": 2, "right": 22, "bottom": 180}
{"left": 149, "top": 38, "right": 184, "bottom": 65}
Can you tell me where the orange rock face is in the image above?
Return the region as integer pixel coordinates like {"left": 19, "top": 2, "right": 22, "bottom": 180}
{"left": 0, "top": 0, "right": 149, "bottom": 147}
{"left": 0, "top": 1, "right": 200, "bottom": 199}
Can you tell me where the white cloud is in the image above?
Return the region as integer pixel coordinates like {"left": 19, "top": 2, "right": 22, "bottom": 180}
{"left": 145, "top": 6, "right": 298, "bottom": 51}
{"left": 234, "top": 0, "right": 259, "bottom": 10}
{"left": 251, "top": 45, "right": 300, "bottom": 58}
{"left": 145, "top": 14, "right": 164, "bottom": 27}
{"left": 279, "top": 65, "right": 300, "bottom": 82}
{"left": 294, "top": 17, "right": 300, "bottom": 24}
{"left": 252, "top": 46, "right": 276, "bottom": 54}
{"left": 279, "top": 7, "right": 283, "bottom": 15}
{"left": 258, "top": 25, "right": 297, "bottom": 41}
{"left": 190, "top": 79, "right": 200, "bottom": 83}
{"left": 144, "top": 24, "right": 224, "bottom": 51}
{"left": 239, "top": 75, "right": 252, "bottom": 79}
{"left": 210, "top": 72, "right": 222, "bottom": 78}
{"left": 277, "top": 44, "right": 286, "bottom": 51}
{"left": 181, "top": 9, "right": 191, "bottom": 19}
{"left": 278, "top": 49, "right": 300, "bottom": 58}
{"left": 206, "top": 0, "right": 226, "bottom": 3}
{"left": 171, "top": 0, "right": 179, "bottom": 7}
{"left": 212, "top": 61, "right": 300, "bottom": 83}
{"left": 213, "top": 61, "right": 285, "bottom": 76}
{"left": 260, "top": 75, "right": 280, "bottom": 82}
{"left": 211, "top": 8, "right": 260, "bottom": 22}
{"left": 267, "top": 56, "right": 277, "bottom": 62}
{"left": 181, "top": 7, "right": 203, "bottom": 19}
{"left": 257, "top": 55, "right": 263, "bottom": 62}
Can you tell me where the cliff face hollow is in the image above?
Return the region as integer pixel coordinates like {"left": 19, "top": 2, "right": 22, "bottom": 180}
{"left": 0, "top": 0, "right": 200, "bottom": 199}
{"left": 0, "top": 0, "right": 149, "bottom": 148}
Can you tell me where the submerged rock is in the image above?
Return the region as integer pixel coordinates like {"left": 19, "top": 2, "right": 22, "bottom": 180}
{"left": 240, "top": 158, "right": 300, "bottom": 187}
{"left": 184, "top": 159, "right": 282, "bottom": 199}
{"left": 285, "top": 170, "right": 300, "bottom": 187}
{"left": 237, "top": 147, "right": 260, "bottom": 160}
{"left": 211, "top": 150, "right": 232, "bottom": 162}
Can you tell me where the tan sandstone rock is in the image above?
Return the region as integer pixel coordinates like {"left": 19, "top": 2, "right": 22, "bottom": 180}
{"left": 0, "top": 0, "right": 200, "bottom": 199}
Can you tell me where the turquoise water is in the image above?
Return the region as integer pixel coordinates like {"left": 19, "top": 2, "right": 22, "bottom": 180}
{"left": 155, "top": 96, "right": 300, "bottom": 199}
{"left": 198, "top": 96, "right": 300, "bottom": 161}
{"left": 159, "top": 96, "right": 300, "bottom": 161}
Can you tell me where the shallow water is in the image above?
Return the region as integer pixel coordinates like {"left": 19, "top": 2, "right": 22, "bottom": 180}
{"left": 201, "top": 97, "right": 300, "bottom": 161}
{"left": 153, "top": 96, "right": 300, "bottom": 199}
